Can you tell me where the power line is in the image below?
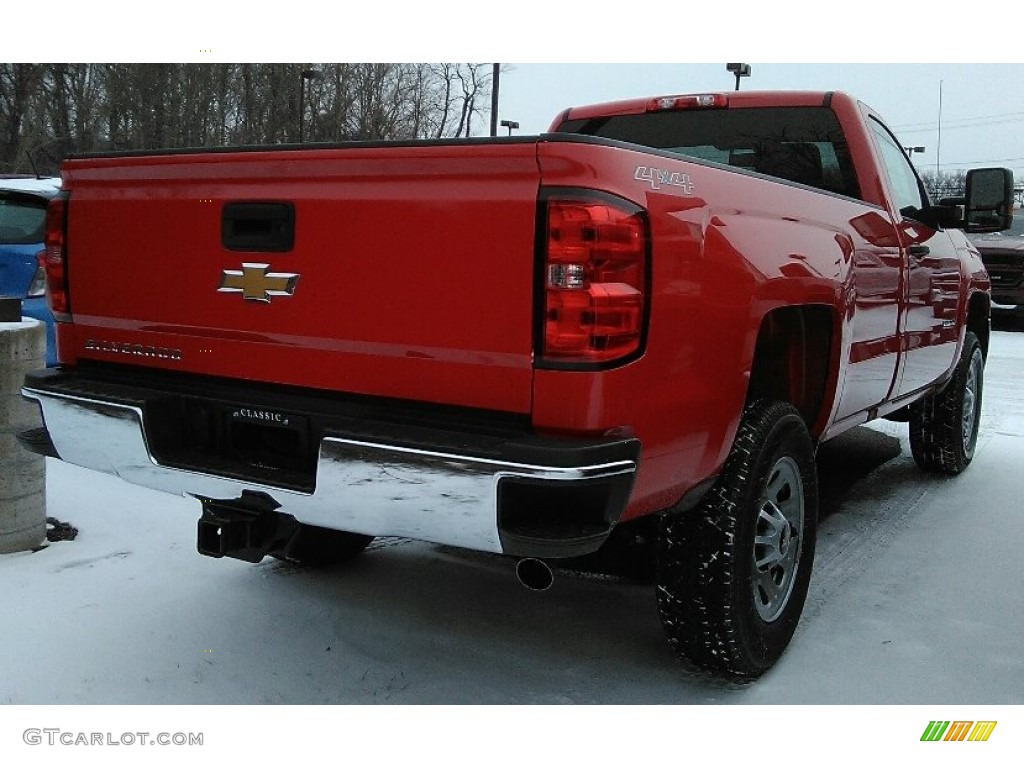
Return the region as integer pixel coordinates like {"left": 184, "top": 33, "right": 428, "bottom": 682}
{"left": 890, "top": 110, "right": 1024, "bottom": 130}
{"left": 932, "top": 156, "right": 1024, "bottom": 167}
{"left": 899, "top": 116, "right": 1024, "bottom": 135}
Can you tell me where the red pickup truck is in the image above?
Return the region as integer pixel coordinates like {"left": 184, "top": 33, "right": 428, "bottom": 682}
{"left": 20, "top": 90, "right": 1014, "bottom": 678}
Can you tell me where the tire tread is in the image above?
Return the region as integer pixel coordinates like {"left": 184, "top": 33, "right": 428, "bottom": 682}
{"left": 909, "top": 331, "right": 983, "bottom": 475}
{"left": 655, "top": 400, "right": 817, "bottom": 678}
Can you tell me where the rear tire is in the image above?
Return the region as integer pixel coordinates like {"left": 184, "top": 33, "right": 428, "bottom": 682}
{"left": 655, "top": 400, "right": 818, "bottom": 679}
{"left": 272, "top": 524, "right": 373, "bottom": 567}
{"left": 909, "top": 331, "right": 984, "bottom": 475}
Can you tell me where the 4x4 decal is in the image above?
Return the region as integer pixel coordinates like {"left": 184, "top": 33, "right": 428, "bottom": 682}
{"left": 634, "top": 166, "right": 694, "bottom": 193}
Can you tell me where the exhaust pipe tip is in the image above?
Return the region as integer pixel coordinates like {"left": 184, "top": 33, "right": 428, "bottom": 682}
{"left": 515, "top": 558, "right": 554, "bottom": 591}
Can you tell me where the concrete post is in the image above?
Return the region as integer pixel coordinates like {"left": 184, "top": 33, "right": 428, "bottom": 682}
{"left": 0, "top": 315, "right": 46, "bottom": 553}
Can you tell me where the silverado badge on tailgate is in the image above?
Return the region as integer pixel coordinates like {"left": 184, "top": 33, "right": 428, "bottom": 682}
{"left": 218, "top": 263, "right": 299, "bottom": 303}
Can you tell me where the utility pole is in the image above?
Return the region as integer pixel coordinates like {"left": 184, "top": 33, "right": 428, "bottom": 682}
{"left": 490, "top": 64, "right": 500, "bottom": 137}
{"left": 937, "top": 80, "right": 943, "bottom": 179}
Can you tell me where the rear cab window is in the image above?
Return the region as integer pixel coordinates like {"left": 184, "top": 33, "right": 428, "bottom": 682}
{"left": 555, "top": 106, "right": 861, "bottom": 200}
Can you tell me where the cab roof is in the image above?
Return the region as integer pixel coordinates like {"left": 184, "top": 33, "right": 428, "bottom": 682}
{"left": 551, "top": 90, "right": 850, "bottom": 130}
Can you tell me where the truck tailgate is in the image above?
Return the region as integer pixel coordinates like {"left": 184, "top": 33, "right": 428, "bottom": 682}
{"left": 60, "top": 142, "right": 541, "bottom": 413}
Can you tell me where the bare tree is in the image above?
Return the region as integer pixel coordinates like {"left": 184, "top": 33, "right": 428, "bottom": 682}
{"left": 422, "top": 63, "right": 491, "bottom": 139}
{"left": 0, "top": 64, "right": 42, "bottom": 172}
{"left": 921, "top": 169, "right": 968, "bottom": 201}
{"left": 0, "top": 62, "right": 495, "bottom": 174}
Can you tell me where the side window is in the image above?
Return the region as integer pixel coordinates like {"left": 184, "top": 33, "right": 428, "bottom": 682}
{"left": 869, "top": 118, "right": 927, "bottom": 220}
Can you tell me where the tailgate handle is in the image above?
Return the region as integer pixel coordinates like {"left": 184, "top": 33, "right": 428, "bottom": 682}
{"left": 222, "top": 202, "right": 295, "bottom": 252}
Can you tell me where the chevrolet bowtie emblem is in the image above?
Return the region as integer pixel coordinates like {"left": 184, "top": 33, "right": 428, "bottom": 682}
{"left": 218, "top": 263, "right": 299, "bottom": 303}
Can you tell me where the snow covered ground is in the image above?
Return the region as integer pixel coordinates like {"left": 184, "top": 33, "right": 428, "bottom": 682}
{"left": 1, "top": 328, "right": 1023, "bottom": 710}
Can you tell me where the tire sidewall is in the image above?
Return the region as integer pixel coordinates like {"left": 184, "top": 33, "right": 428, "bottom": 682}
{"left": 960, "top": 340, "right": 984, "bottom": 462}
{"left": 728, "top": 410, "right": 818, "bottom": 673}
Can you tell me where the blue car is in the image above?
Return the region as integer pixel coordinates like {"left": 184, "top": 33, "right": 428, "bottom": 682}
{"left": 0, "top": 176, "right": 61, "bottom": 365}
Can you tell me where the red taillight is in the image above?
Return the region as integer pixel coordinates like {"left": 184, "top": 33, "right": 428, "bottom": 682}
{"left": 541, "top": 195, "right": 648, "bottom": 366}
{"left": 41, "top": 194, "right": 70, "bottom": 320}
{"left": 646, "top": 93, "right": 728, "bottom": 112}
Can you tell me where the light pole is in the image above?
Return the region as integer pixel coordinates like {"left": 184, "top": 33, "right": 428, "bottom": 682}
{"left": 726, "top": 63, "right": 751, "bottom": 91}
{"left": 500, "top": 120, "right": 519, "bottom": 136}
{"left": 299, "top": 68, "right": 322, "bottom": 143}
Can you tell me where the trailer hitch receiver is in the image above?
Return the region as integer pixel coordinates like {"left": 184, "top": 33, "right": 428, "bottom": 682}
{"left": 196, "top": 491, "right": 298, "bottom": 563}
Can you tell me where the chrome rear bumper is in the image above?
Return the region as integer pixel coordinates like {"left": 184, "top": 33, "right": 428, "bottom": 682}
{"left": 21, "top": 376, "right": 639, "bottom": 557}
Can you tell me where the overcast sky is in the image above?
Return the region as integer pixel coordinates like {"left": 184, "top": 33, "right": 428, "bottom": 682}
{"left": 10, "top": 4, "right": 1023, "bottom": 178}
{"left": 497, "top": 64, "right": 1024, "bottom": 179}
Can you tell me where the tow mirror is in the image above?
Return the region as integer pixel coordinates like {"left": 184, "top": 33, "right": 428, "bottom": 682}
{"left": 964, "top": 167, "right": 1014, "bottom": 233}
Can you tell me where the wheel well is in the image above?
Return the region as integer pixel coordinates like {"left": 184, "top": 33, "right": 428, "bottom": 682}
{"left": 967, "top": 292, "right": 990, "bottom": 359}
{"left": 747, "top": 306, "right": 833, "bottom": 435}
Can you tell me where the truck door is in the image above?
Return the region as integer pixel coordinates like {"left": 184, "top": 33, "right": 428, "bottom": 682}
{"left": 867, "top": 119, "right": 961, "bottom": 397}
